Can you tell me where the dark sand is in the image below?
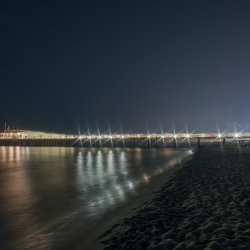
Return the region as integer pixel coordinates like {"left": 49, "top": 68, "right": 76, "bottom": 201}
{"left": 100, "top": 145, "right": 250, "bottom": 249}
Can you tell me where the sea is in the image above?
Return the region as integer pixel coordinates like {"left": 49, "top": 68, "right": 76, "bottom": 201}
{"left": 0, "top": 146, "right": 193, "bottom": 249}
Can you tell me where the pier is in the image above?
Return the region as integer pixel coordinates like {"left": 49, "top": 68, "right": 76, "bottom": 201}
{"left": 0, "top": 130, "right": 250, "bottom": 148}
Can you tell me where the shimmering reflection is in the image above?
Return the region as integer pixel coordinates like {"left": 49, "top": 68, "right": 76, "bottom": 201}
{"left": 0, "top": 146, "right": 30, "bottom": 164}
{"left": 0, "top": 147, "right": 50, "bottom": 250}
{"left": 119, "top": 150, "right": 128, "bottom": 176}
{"left": 0, "top": 146, "right": 193, "bottom": 249}
{"left": 107, "top": 150, "right": 115, "bottom": 175}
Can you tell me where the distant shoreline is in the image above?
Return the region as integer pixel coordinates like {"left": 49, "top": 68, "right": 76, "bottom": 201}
{"left": 100, "top": 145, "right": 250, "bottom": 249}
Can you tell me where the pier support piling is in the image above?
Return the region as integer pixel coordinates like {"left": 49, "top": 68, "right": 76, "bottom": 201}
{"left": 197, "top": 138, "right": 201, "bottom": 147}
{"left": 222, "top": 138, "right": 226, "bottom": 145}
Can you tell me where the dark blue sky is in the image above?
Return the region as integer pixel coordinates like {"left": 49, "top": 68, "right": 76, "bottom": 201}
{"left": 1, "top": 0, "right": 250, "bottom": 133}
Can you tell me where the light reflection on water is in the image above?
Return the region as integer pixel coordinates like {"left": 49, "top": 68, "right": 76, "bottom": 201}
{"left": 0, "top": 146, "right": 193, "bottom": 249}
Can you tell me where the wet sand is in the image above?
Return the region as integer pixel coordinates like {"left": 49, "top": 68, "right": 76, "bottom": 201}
{"left": 100, "top": 145, "right": 250, "bottom": 249}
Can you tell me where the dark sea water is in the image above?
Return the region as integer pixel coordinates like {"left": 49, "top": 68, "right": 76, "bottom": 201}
{"left": 0, "top": 147, "right": 193, "bottom": 250}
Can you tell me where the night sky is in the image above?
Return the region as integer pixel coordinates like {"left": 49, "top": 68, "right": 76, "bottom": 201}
{"left": 1, "top": 0, "right": 250, "bottom": 134}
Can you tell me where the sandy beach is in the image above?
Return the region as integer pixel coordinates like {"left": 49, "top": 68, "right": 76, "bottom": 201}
{"left": 100, "top": 145, "right": 250, "bottom": 249}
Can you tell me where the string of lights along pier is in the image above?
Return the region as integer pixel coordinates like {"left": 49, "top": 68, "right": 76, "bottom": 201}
{"left": 0, "top": 128, "right": 249, "bottom": 147}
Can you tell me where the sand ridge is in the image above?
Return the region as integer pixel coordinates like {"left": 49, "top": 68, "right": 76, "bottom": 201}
{"left": 100, "top": 145, "right": 250, "bottom": 249}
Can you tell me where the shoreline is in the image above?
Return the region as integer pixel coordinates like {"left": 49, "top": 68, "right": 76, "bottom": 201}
{"left": 83, "top": 149, "right": 194, "bottom": 250}
{"left": 100, "top": 145, "right": 250, "bottom": 249}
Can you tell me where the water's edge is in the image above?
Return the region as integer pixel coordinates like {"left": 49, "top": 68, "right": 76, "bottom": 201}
{"left": 87, "top": 152, "right": 194, "bottom": 250}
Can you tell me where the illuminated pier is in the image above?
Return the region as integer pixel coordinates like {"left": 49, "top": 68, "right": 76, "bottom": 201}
{"left": 0, "top": 130, "right": 250, "bottom": 147}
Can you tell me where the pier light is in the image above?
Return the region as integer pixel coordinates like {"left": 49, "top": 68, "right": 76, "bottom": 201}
{"left": 234, "top": 133, "right": 239, "bottom": 138}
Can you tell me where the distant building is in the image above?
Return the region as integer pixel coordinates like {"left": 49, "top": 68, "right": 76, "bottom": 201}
{"left": 0, "top": 124, "right": 28, "bottom": 139}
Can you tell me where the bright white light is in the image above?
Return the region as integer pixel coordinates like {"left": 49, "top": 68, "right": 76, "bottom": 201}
{"left": 99, "top": 135, "right": 101, "bottom": 139}
{"left": 147, "top": 135, "right": 151, "bottom": 139}
{"left": 127, "top": 181, "right": 134, "bottom": 190}
{"left": 218, "top": 133, "right": 222, "bottom": 138}
{"left": 173, "top": 134, "right": 177, "bottom": 139}
{"left": 234, "top": 133, "right": 239, "bottom": 138}
{"left": 186, "top": 134, "right": 190, "bottom": 138}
